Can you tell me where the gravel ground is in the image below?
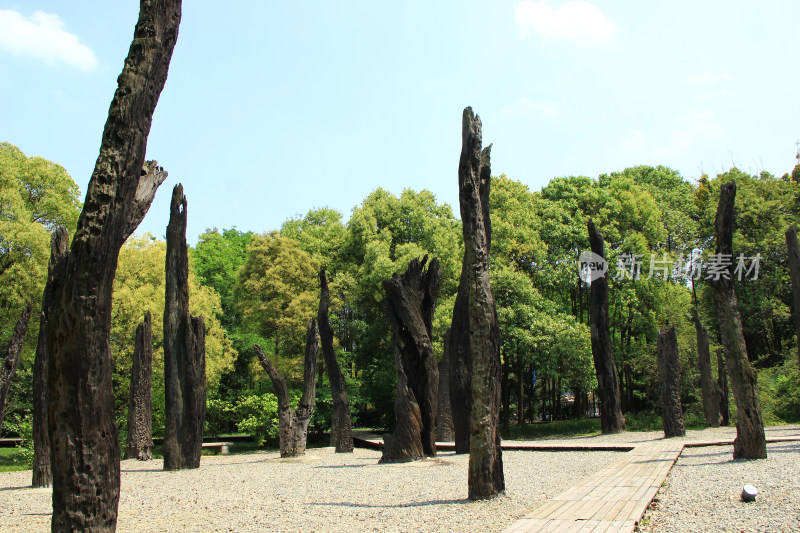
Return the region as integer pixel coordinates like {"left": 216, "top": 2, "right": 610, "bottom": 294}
{"left": 638, "top": 425, "right": 800, "bottom": 533}
{"left": 0, "top": 447, "right": 622, "bottom": 532}
{"left": 2, "top": 425, "right": 797, "bottom": 532}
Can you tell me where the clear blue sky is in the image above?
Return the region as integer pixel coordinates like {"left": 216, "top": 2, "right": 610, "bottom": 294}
{"left": 2, "top": 1, "right": 798, "bottom": 244}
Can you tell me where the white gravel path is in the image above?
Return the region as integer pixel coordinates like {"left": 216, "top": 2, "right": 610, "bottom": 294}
{"left": 0, "top": 447, "right": 622, "bottom": 532}
{"left": 2, "top": 425, "right": 797, "bottom": 532}
{"left": 638, "top": 426, "right": 800, "bottom": 533}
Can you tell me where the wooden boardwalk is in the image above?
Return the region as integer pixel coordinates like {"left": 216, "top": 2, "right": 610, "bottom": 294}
{"left": 352, "top": 431, "right": 800, "bottom": 533}
{"left": 501, "top": 435, "right": 800, "bottom": 533}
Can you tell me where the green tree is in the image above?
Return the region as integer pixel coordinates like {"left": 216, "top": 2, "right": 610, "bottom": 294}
{"left": 281, "top": 208, "right": 347, "bottom": 273}
{"left": 192, "top": 227, "right": 253, "bottom": 330}
{"left": 0, "top": 142, "right": 81, "bottom": 343}
{"left": 235, "top": 232, "right": 319, "bottom": 382}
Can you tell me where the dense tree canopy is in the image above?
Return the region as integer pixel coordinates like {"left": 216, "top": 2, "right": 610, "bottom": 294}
{"left": 3, "top": 141, "right": 799, "bottom": 451}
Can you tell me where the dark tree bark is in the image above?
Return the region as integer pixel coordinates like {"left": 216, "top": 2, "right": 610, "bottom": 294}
{"left": 125, "top": 312, "right": 153, "bottom": 460}
{"left": 380, "top": 256, "right": 441, "bottom": 462}
{"left": 449, "top": 116, "right": 493, "bottom": 456}
{"left": 458, "top": 107, "right": 504, "bottom": 500}
{"left": 32, "top": 228, "right": 68, "bottom": 488}
{"left": 447, "top": 276, "right": 471, "bottom": 453}
{"left": 436, "top": 332, "right": 454, "bottom": 442}
{"left": 657, "top": 327, "right": 686, "bottom": 438}
{"left": 587, "top": 220, "right": 626, "bottom": 434}
{"left": 786, "top": 225, "right": 800, "bottom": 370}
{"left": 717, "top": 348, "right": 730, "bottom": 426}
{"left": 318, "top": 268, "right": 353, "bottom": 453}
{"left": 164, "top": 185, "right": 207, "bottom": 470}
{"left": 0, "top": 305, "right": 32, "bottom": 433}
{"left": 708, "top": 182, "right": 766, "bottom": 459}
{"left": 46, "top": 2, "right": 178, "bottom": 527}
{"left": 254, "top": 320, "right": 318, "bottom": 457}
{"left": 693, "top": 308, "right": 721, "bottom": 427}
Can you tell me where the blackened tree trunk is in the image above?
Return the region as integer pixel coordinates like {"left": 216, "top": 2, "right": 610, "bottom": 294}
{"left": 786, "top": 225, "right": 800, "bottom": 370}
{"left": 447, "top": 278, "right": 471, "bottom": 453}
{"left": 693, "top": 308, "right": 721, "bottom": 427}
{"left": 318, "top": 268, "right": 353, "bottom": 453}
{"left": 708, "top": 182, "right": 766, "bottom": 459}
{"left": 380, "top": 256, "right": 441, "bottom": 462}
{"left": 717, "top": 348, "right": 730, "bottom": 426}
{"left": 657, "top": 327, "right": 686, "bottom": 438}
{"left": 164, "top": 185, "right": 207, "bottom": 470}
{"left": 46, "top": 2, "right": 178, "bottom": 527}
{"left": 0, "top": 305, "right": 32, "bottom": 433}
{"left": 459, "top": 107, "right": 504, "bottom": 500}
{"left": 449, "top": 112, "right": 494, "bottom": 456}
{"left": 587, "top": 220, "right": 626, "bottom": 434}
{"left": 436, "top": 331, "right": 454, "bottom": 442}
{"left": 125, "top": 312, "right": 154, "bottom": 460}
{"left": 254, "top": 320, "right": 318, "bottom": 457}
{"left": 32, "top": 228, "right": 68, "bottom": 488}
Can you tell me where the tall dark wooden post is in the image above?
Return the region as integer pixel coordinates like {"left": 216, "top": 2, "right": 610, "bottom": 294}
{"left": 0, "top": 305, "right": 32, "bottom": 433}
{"left": 318, "top": 268, "right": 354, "bottom": 453}
{"left": 32, "top": 227, "right": 68, "bottom": 488}
{"left": 255, "top": 319, "right": 318, "bottom": 457}
{"left": 458, "top": 107, "right": 504, "bottom": 500}
{"left": 693, "top": 309, "right": 721, "bottom": 427}
{"left": 164, "top": 185, "right": 207, "bottom": 470}
{"left": 786, "top": 225, "right": 800, "bottom": 370}
{"left": 708, "top": 182, "right": 766, "bottom": 459}
{"left": 46, "top": 2, "right": 178, "bottom": 527}
{"left": 125, "top": 312, "right": 154, "bottom": 460}
{"left": 657, "top": 326, "right": 686, "bottom": 438}
{"left": 587, "top": 221, "right": 626, "bottom": 434}
{"left": 381, "top": 256, "right": 441, "bottom": 462}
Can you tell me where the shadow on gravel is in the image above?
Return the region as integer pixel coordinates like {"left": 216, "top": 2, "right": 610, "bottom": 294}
{"left": 307, "top": 499, "right": 469, "bottom": 508}
{"left": 0, "top": 485, "right": 35, "bottom": 492}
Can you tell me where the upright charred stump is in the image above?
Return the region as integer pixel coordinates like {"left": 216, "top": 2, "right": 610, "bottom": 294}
{"left": 587, "top": 221, "right": 626, "bottom": 434}
{"left": 436, "top": 332, "right": 454, "bottom": 442}
{"left": 255, "top": 320, "right": 318, "bottom": 457}
{"left": 786, "top": 225, "right": 800, "bottom": 370}
{"left": 458, "top": 107, "right": 504, "bottom": 500}
{"left": 45, "top": 2, "right": 178, "bottom": 527}
{"left": 657, "top": 326, "right": 686, "bottom": 438}
{"left": 0, "top": 305, "right": 32, "bottom": 433}
{"left": 164, "top": 185, "right": 207, "bottom": 470}
{"left": 449, "top": 115, "right": 494, "bottom": 456}
{"left": 693, "top": 309, "right": 721, "bottom": 427}
{"left": 32, "top": 227, "right": 68, "bottom": 488}
{"left": 380, "top": 256, "right": 441, "bottom": 462}
{"left": 318, "top": 268, "right": 354, "bottom": 453}
{"left": 125, "top": 312, "right": 154, "bottom": 460}
{"left": 708, "top": 182, "right": 766, "bottom": 459}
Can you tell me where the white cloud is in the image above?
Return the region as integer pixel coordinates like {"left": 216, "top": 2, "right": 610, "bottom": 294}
{"left": 687, "top": 71, "right": 734, "bottom": 85}
{"left": 514, "top": 1, "right": 618, "bottom": 46}
{"left": 0, "top": 10, "right": 97, "bottom": 71}
{"left": 652, "top": 110, "right": 724, "bottom": 159}
{"left": 503, "top": 97, "right": 560, "bottom": 118}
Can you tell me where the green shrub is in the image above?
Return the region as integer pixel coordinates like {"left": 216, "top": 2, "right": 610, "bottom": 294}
{"left": 233, "top": 392, "right": 279, "bottom": 445}
{"left": 759, "top": 362, "right": 800, "bottom": 423}
{"left": 4, "top": 413, "right": 34, "bottom": 467}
